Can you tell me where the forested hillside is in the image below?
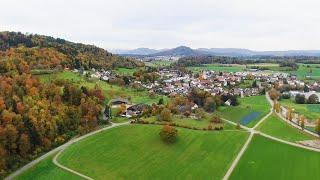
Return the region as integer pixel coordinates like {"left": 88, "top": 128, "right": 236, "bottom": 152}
{"left": 0, "top": 31, "right": 144, "bottom": 70}
{"left": 0, "top": 32, "right": 112, "bottom": 178}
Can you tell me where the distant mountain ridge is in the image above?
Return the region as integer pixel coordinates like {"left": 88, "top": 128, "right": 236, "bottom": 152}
{"left": 112, "top": 48, "right": 160, "bottom": 55}
{"left": 112, "top": 46, "right": 320, "bottom": 57}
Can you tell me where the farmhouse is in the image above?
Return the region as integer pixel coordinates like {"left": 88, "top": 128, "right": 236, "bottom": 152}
{"left": 126, "top": 104, "right": 151, "bottom": 117}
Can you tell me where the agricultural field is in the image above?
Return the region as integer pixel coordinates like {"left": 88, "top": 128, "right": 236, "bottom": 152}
{"left": 187, "top": 64, "right": 245, "bottom": 73}
{"left": 143, "top": 115, "right": 237, "bottom": 130}
{"left": 293, "top": 64, "right": 320, "bottom": 80}
{"left": 36, "top": 71, "right": 168, "bottom": 105}
{"left": 114, "top": 67, "right": 138, "bottom": 76}
{"left": 230, "top": 135, "right": 320, "bottom": 180}
{"left": 279, "top": 99, "right": 320, "bottom": 121}
{"left": 187, "top": 63, "right": 284, "bottom": 73}
{"left": 215, "top": 95, "right": 271, "bottom": 127}
{"left": 15, "top": 154, "right": 80, "bottom": 180}
{"left": 57, "top": 125, "right": 249, "bottom": 180}
{"left": 257, "top": 114, "right": 314, "bottom": 142}
{"left": 145, "top": 60, "right": 175, "bottom": 67}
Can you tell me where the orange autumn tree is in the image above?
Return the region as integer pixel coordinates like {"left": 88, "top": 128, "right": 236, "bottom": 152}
{"left": 0, "top": 72, "right": 104, "bottom": 178}
{"left": 159, "top": 125, "right": 178, "bottom": 144}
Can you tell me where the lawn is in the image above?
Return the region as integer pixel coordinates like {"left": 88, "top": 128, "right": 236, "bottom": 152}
{"left": 36, "top": 71, "right": 168, "bottom": 105}
{"left": 280, "top": 99, "right": 320, "bottom": 121}
{"left": 230, "top": 135, "right": 320, "bottom": 180}
{"left": 58, "top": 125, "right": 249, "bottom": 180}
{"left": 143, "top": 115, "right": 236, "bottom": 130}
{"left": 257, "top": 114, "right": 314, "bottom": 142}
{"left": 110, "top": 117, "right": 129, "bottom": 123}
{"left": 215, "top": 95, "right": 271, "bottom": 127}
{"left": 15, "top": 154, "right": 81, "bottom": 180}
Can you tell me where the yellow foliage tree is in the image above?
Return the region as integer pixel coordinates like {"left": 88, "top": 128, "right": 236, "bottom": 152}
{"left": 299, "top": 115, "right": 305, "bottom": 130}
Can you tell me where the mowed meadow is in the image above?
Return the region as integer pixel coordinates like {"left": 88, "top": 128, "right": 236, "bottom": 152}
{"left": 215, "top": 95, "right": 271, "bottom": 127}
{"left": 257, "top": 114, "right": 314, "bottom": 142}
{"left": 55, "top": 125, "right": 249, "bottom": 180}
{"left": 230, "top": 135, "right": 320, "bottom": 180}
{"left": 280, "top": 99, "right": 320, "bottom": 121}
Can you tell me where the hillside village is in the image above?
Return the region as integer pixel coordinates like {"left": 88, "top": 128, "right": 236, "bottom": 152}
{"left": 81, "top": 67, "right": 319, "bottom": 100}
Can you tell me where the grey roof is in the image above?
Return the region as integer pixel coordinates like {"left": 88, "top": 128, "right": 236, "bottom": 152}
{"left": 109, "top": 98, "right": 129, "bottom": 104}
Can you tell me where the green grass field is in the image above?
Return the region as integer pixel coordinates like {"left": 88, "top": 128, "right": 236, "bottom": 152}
{"left": 257, "top": 114, "right": 314, "bottom": 142}
{"left": 187, "top": 63, "right": 283, "bottom": 73}
{"left": 216, "top": 95, "right": 271, "bottom": 127}
{"left": 145, "top": 60, "right": 174, "bottom": 67}
{"left": 36, "top": 71, "right": 167, "bottom": 105}
{"left": 15, "top": 154, "right": 80, "bottom": 180}
{"left": 294, "top": 64, "right": 320, "bottom": 80}
{"left": 114, "top": 68, "right": 138, "bottom": 76}
{"left": 280, "top": 99, "right": 320, "bottom": 121}
{"left": 143, "top": 115, "right": 237, "bottom": 130}
{"left": 58, "top": 125, "right": 249, "bottom": 180}
{"left": 187, "top": 64, "right": 245, "bottom": 73}
{"left": 230, "top": 135, "right": 320, "bottom": 180}
{"left": 110, "top": 117, "right": 129, "bottom": 123}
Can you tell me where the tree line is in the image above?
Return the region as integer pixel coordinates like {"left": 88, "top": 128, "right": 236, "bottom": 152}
{"left": 0, "top": 61, "right": 105, "bottom": 178}
{"left": 175, "top": 55, "right": 320, "bottom": 67}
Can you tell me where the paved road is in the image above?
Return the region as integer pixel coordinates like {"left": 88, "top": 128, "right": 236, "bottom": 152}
{"left": 265, "top": 93, "right": 319, "bottom": 138}
{"left": 222, "top": 131, "right": 254, "bottom": 180}
{"left": 223, "top": 93, "right": 320, "bottom": 180}
{"left": 7, "top": 93, "right": 320, "bottom": 180}
{"left": 6, "top": 122, "right": 129, "bottom": 180}
{"left": 222, "top": 94, "right": 272, "bottom": 180}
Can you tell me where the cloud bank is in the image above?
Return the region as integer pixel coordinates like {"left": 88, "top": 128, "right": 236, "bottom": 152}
{"left": 1, "top": 0, "right": 320, "bottom": 50}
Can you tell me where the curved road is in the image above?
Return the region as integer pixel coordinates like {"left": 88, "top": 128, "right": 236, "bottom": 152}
{"left": 7, "top": 93, "right": 320, "bottom": 180}
{"left": 5, "top": 121, "right": 129, "bottom": 180}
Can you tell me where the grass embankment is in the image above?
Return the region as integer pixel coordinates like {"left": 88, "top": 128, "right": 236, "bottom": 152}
{"left": 15, "top": 154, "right": 80, "bottom": 180}
{"left": 58, "top": 125, "right": 249, "bottom": 180}
{"left": 37, "top": 71, "right": 167, "bottom": 105}
{"left": 216, "top": 95, "right": 271, "bottom": 127}
{"left": 110, "top": 117, "right": 129, "bottom": 123}
{"left": 143, "top": 115, "right": 236, "bottom": 130}
{"left": 257, "top": 114, "right": 314, "bottom": 142}
{"left": 230, "top": 135, "right": 320, "bottom": 180}
{"left": 280, "top": 99, "right": 320, "bottom": 121}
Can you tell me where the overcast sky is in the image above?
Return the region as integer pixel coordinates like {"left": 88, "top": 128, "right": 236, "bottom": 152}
{"left": 1, "top": 0, "right": 320, "bottom": 51}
